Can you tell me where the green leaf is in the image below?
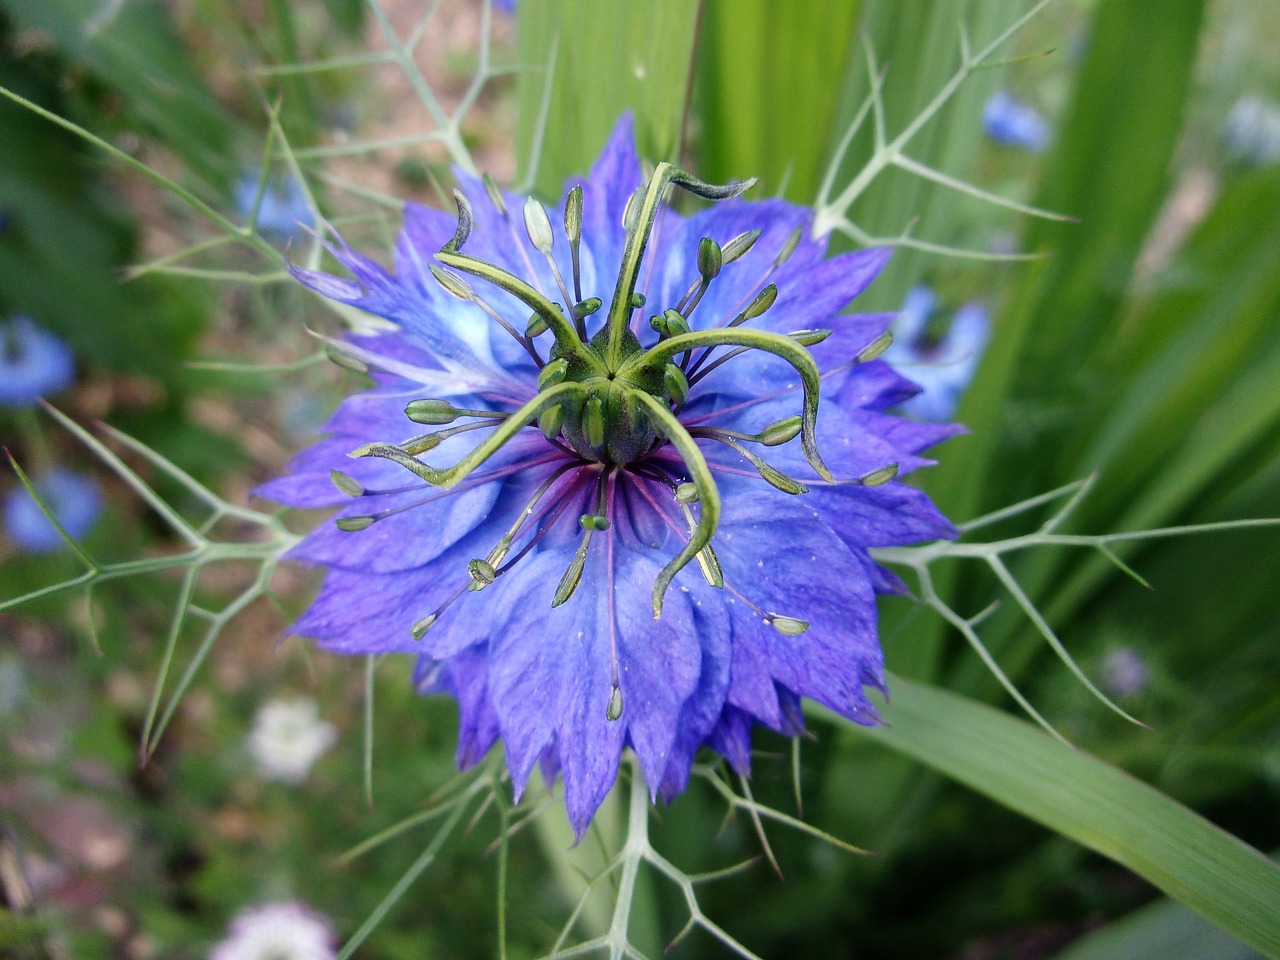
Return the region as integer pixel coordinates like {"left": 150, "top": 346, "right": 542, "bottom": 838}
{"left": 931, "top": 0, "right": 1208, "bottom": 522}
{"left": 838, "top": 679, "right": 1280, "bottom": 958}
{"left": 1050, "top": 895, "right": 1262, "bottom": 960}
{"left": 695, "top": 0, "right": 863, "bottom": 203}
{"left": 514, "top": 0, "right": 699, "bottom": 196}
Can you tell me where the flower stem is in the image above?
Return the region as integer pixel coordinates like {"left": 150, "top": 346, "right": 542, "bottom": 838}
{"left": 606, "top": 756, "right": 651, "bottom": 960}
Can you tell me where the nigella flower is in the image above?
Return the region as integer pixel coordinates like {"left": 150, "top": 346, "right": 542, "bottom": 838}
{"left": 261, "top": 118, "right": 957, "bottom": 835}
{"left": 1222, "top": 95, "right": 1280, "bottom": 167}
{"left": 983, "top": 91, "right": 1050, "bottom": 152}
{"left": 1099, "top": 647, "right": 1149, "bottom": 700}
{"left": 0, "top": 314, "right": 75, "bottom": 407}
{"left": 248, "top": 697, "right": 339, "bottom": 785}
{"left": 885, "top": 286, "right": 990, "bottom": 422}
{"left": 4, "top": 468, "right": 102, "bottom": 553}
{"left": 234, "top": 172, "right": 315, "bottom": 240}
{"left": 210, "top": 901, "right": 336, "bottom": 960}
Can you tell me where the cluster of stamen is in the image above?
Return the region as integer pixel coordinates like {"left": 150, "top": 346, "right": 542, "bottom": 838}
{"left": 323, "top": 162, "right": 900, "bottom": 719}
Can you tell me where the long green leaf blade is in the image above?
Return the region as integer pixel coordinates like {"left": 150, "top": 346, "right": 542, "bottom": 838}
{"left": 839, "top": 679, "right": 1280, "bottom": 957}
{"left": 514, "top": 0, "right": 700, "bottom": 196}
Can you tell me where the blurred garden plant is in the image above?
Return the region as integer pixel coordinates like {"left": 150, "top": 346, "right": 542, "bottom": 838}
{"left": 1, "top": 1, "right": 1278, "bottom": 959}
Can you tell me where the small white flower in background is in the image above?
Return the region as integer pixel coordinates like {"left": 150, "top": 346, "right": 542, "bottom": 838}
{"left": 247, "top": 698, "right": 337, "bottom": 785}
{"left": 1222, "top": 94, "right": 1280, "bottom": 167}
{"left": 210, "top": 901, "right": 336, "bottom": 960}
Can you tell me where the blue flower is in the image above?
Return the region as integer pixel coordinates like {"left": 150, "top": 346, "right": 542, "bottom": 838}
{"left": 262, "top": 118, "right": 957, "bottom": 834}
{"left": 4, "top": 468, "right": 102, "bottom": 553}
{"left": 1222, "top": 95, "right": 1280, "bottom": 167}
{"left": 1100, "top": 647, "right": 1149, "bottom": 699}
{"left": 983, "top": 91, "right": 1050, "bottom": 152}
{"left": 0, "top": 315, "right": 75, "bottom": 407}
{"left": 886, "top": 286, "right": 990, "bottom": 422}
{"left": 233, "top": 172, "right": 315, "bottom": 240}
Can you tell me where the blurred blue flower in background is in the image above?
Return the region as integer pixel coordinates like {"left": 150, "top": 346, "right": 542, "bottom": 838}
{"left": 1222, "top": 94, "right": 1280, "bottom": 167}
{"left": 210, "top": 901, "right": 336, "bottom": 960}
{"left": 233, "top": 172, "right": 315, "bottom": 240}
{"left": 1100, "top": 647, "right": 1150, "bottom": 699}
{"left": 886, "top": 286, "right": 990, "bottom": 422}
{"left": 262, "top": 118, "right": 957, "bottom": 835}
{"left": 3, "top": 468, "right": 102, "bottom": 553}
{"left": 983, "top": 90, "right": 1050, "bottom": 151}
{"left": 0, "top": 314, "right": 75, "bottom": 406}
{"left": 493, "top": 0, "right": 515, "bottom": 13}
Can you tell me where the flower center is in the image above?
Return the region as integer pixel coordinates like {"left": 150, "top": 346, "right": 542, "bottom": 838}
{"left": 334, "top": 161, "right": 900, "bottom": 628}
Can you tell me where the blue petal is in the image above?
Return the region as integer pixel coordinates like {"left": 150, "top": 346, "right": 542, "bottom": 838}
{"left": 484, "top": 544, "right": 701, "bottom": 837}
{"left": 712, "top": 497, "right": 884, "bottom": 729}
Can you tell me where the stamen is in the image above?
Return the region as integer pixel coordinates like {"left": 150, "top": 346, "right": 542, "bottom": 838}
{"left": 552, "top": 469, "right": 611, "bottom": 607}
{"left": 481, "top": 173, "right": 508, "bottom": 220}
{"left": 684, "top": 283, "right": 778, "bottom": 379}
{"left": 606, "top": 684, "right": 623, "bottom": 722}
{"left": 696, "top": 432, "right": 809, "bottom": 495}
{"left": 410, "top": 582, "right": 470, "bottom": 640}
{"left": 626, "top": 472, "right": 723, "bottom": 589}
{"left": 429, "top": 263, "right": 545, "bottom": 368}
{"left": 482, "top": 462, "right": 581, "bottom": 569}
{"left": 724, "top": 581, "right": 809, "bottom": 636}
{"left": 649, "top": 309, "right": 690, "bottom": 341}
{"left": 524, "top": 196, "right": 576, "bottom": 312}
{"left": 324, "top": 346, "right": 369, "bottom": 375}
{"left": 468, "top": 558, "right": 497, "bottom": 587}
{"left": 855, "top": 330, "right": 894, "bottom": 363}
{"left": 329, "top": 469, "right": 365, "bottom": 497}
{"left": 720, "top": 229, "right": 762, "bottom": 263}
{"left": 405, "top": 398, "right": 510, "bottom": 426}
{"left": 564, "top": 185, "right": 584, "bottom": 304}
{"left": 400, "top": 418, "right": 507, "bottom": 456}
